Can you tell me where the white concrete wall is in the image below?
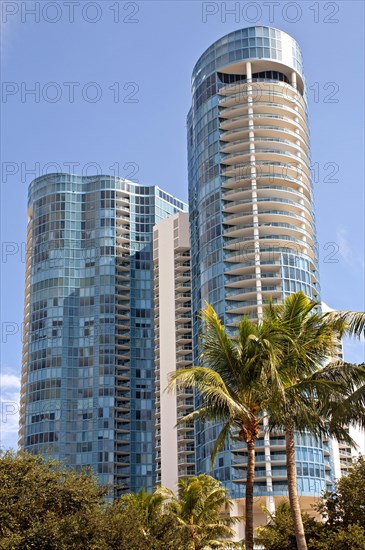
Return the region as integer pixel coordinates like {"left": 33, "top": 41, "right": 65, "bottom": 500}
{"left": 154, "top": 212, "right": 190, "bottom": 490}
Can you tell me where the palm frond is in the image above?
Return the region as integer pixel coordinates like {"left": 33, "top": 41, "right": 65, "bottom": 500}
{"left": 200, "top": 305, "right": 245, "bottom": 389}
{"left": 168, "top": 367, "right": 252, "bottom": 421}
{"left": 324, "top": 310, "right": 365, "bottom": 338}
{"left": 167, "top": 367, "right": 227, "bottom": 395}
{"left": 327, "top": 382, "right": 365, "bottom": 430}
{"left": 175, "top": 406, "right": 228, "bottom": 428}
{"left": 209, "top": 420, "right": 233, "bottom": 470}
{"left": 309, "top": 361, "right": 365, "bottom": 392}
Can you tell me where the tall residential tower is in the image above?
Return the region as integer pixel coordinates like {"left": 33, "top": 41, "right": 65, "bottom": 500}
{"left": 153, "top": 212, "right": 194, "bottom": 488}
{"left": 187, "top": 27, "right": 328, "bottom": 521}
{"left": 19, "top": 173, "right": 186, "bottom": 496}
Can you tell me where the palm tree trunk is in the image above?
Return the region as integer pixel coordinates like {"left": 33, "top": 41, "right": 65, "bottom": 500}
{"left": 245, "top": 437, "right": 255, "bottom": 550}
{"left": 285, "top": 426, "right": 307, "bottom": 550}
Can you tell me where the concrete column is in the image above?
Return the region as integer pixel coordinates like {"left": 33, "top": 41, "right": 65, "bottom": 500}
{"left": 264, "top": 415, "right": 275, "bottom": 514}
{"left": 231, "top": 500, "right": 245, "bottom": 541}
{"left": 246, "top": 61, "right": 252, "bottom": 83}
{"left": 291, "top": 71, "right": 297, "bottom": 89}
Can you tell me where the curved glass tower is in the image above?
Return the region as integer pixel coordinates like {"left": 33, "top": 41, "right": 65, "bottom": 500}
{"left": 187, "top": 27, "right": 330, "bottom": 515}
{"left": 19, "top": 173, "right": 186, "bottom": 496}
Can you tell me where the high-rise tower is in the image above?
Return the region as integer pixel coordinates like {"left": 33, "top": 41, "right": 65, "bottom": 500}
{"left": 187, "top": 27, "right": 329, "bottom": 519}
{"left": 153, "top": 212, "right": 194, "bottom": 488}
{"left": 19, "top": 173, "right": 186, "bottom": 496}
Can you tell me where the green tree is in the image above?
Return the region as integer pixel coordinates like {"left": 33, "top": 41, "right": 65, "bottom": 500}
{"left": 255, "top": 501, "right": 322, "bottom": 550}
{"left": 314, "top": 524, "right": 365, "bottom": 550}
{"left": 257, "top": 508, "right": 365, "bottom": 550}
{"left": 104, "top": 488, "right": 188, "bottom": 549}
{"left": 0, "top": 451, "right": 190, "bottom": 550}
{"left": 103, "top": 494, "right": 150, "bottom": 549}
{"left": 0, "top": 450, "right": 106, "bottom": 549}
{"left": 169, "top": 294, "right": 365, "bottom": 550}
{"left": 257, "top": 458, "right": 365, "bottom": 550}
{"left": 316, "top": 456, "right": 365, "bottom": 529}
{"left": 168, "top": 305, "right": 283, "bottom": 550}
{"left": 165, "top": 474, "right": 241, "bottom": 549}
{"left": 323, "top": 309, "right": 365, "bottom": 431}
{"left": 324, "top": 310, "right": 365, "bottom": 338}
{"left": 262, "top": 292, "right": 365, "bottom": 550}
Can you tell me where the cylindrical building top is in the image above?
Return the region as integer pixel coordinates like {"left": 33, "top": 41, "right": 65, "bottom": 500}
{"left": 27, "top": 173, "right": 186, "bottom": 212}
{"left": 28, "top": 173, "right": 136, "bottom": 205}
{"left": 192, "top": 26, "right": 305, "bottom": 95}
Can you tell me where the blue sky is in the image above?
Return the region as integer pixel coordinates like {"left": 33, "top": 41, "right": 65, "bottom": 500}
{"left": 1, "top": 1, "right": 364, "bottom": 449}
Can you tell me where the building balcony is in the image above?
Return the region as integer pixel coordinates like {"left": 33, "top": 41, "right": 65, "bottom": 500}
{"left": 178, "top": 467, "right": 195, "bottom": 478}
{"left": 176, "top": 344, "right": 193, "bottom": 353}
{"left": 116, "top": 371, "right": 130, "bottom": 383}
{"left": 219, "top": 89, "right": 305, "bottom": 117}
{"left": 177, "top": 432, "right": 195, "bottom": 442}
{"left": 115, "top": 412, "right": 131, "bottom": 422}
{"left": 221, "top": 148, "right": 309, "bottom": 175}
{"left": 220, "top": 113, "right": 308, "bottom": 141}
{"left": 176, "top": 313, "right": 192, "bottom": 321}
{"left": 176, "top": 334, "right": 192, "bottom": 344}
{"left": 178, "top": 456, "right": 195, "bottom": 465}
{"left": 225, "top": 286, "right": 282, "bottom": 300}
{"left": 176, "top": 355, "right": 193, "bottom": 365}
{"left": 221, "top": 163, "right": 311, "bottom": 188}
{"left": 221, "top": 124, "right": 309, "bottom": 153}
{"left": 177, "top": 397, "right": 194, "bottom": 409}
{"left": 175, "top": 273, "right": 191, "bottom": 283}
{"left": 176, "top": 387, "right": 194, "bottom": 398}
{"left": 175, "top": 291, "right": 191, "bottom": 301}
{"left": 220, "top": 97, "right": 305, "bottom": 120}
{"left": 224, "top": 199, "right": 311, "bottom": 227}
{"left": 224, "top": 271, "right": 280, "bottom": 288}
{"left": 115, "top": 425, "right": 131, "bottom": 434}
{"left": 175, "top": 263, "right": 191, "bottom": 273}
{"left": 116, "top": 234, "right": 130, "bottom": 245}
{"left": 176, "top": 323, "right": 192, "bottom": 334}
{"left": 175, "top": 305, "right": 192, "bottom": 315}
{"left": 116, "top": 359, "right": 130, "bottom": 369}
{"left": 226, "top": 297, "right": 281, "bottom": 314}
{"left": 116, "top": 269, "right": 129, "bottom": 280}
{"left": 115, "top": 289, "right": 129, "bottom": 301}
{"left": 175, "top": 282, "right": 191, "bottom": 292}
{"left": 115, "top": 358, "right": 130, "bottom": 370}
{"left": 116, "top": 214, "right": 130, "bottom": 226}
{"left": 220, "top": 136, "right": 309, "bottom": 160}
{"left": 221, "top": 157, "right": 311, "bottom": 185}
{"left": 178, "top": 445, "right": 195, "bottom": 455}
{"left": 223, "top": 254, "right": 257, "bottom": 268}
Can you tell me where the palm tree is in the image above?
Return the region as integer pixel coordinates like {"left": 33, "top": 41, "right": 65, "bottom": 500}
{"left": 168, "top": 295, "right": 365, "bottom": 550}
{"left": 261, "top": 292, "right": 365, "bottom": 550}
{"left": 322, "top": 309, "right": 365, "bottom": 434}
{"left": 165, "top": 474, "right": 241, "bottom": 549}
{"left": 168, "top": 305, "right": 284, "bottom": 550}
{"left": 323, "top": 310, "right": 365, "bottom": 338}
{"left": 130, "top": 487, "right": 168, "bottom": 528}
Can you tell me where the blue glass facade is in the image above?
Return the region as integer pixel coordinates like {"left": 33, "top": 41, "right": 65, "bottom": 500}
{"left": 19, "top": 173, "right": 186, "bottom": 495}
{"left": 187, "top": 27, "right": 329, "bottom": 500}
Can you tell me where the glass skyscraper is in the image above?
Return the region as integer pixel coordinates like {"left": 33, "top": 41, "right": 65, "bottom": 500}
{"left": 19, "top": 173, "right": 187, "bottom": 496}
{"left": 187, "top": 26, "right": 331, "bottom": 515}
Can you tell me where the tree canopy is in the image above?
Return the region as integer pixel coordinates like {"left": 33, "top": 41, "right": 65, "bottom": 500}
{"left": 0, "top": 451, "right": 238, "bottom": 549}
{"left": 165, "top": 474, "right": 241, "bottom": 549}
{"left": 0, "top": 450, "right": 106, "bottom": 549}
{"left": 256, "top": 457, "right": 365, "bottom": 550}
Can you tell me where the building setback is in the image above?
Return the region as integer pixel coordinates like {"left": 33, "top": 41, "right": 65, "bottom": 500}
{"left": 19, "top": 173, "right": 187, "bottom": 496}
{"left": 187, "top": 26, "right": 332, "bottom": 525}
